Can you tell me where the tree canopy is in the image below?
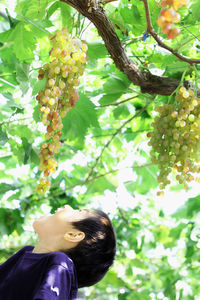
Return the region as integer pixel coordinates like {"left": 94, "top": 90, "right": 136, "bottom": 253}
{"left": 0, "top": 0, "right": 200, "bottom": 299}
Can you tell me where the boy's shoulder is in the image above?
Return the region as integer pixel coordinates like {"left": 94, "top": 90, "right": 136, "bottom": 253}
{"left": 44, "top": 250, "right": 74, "bottom": 270}
{"left": 22, "top": 246, "right": 74, "bottom": 271}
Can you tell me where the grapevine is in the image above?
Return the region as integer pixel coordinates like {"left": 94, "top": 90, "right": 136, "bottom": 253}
{"left": 147, "top": 86, "right": 200, "bottom": 196}
{"left": 157, "top": 0, "right": 187, "bottom": 39}
{"left": 35, "top": 28, "right": 88, "bottom": 195}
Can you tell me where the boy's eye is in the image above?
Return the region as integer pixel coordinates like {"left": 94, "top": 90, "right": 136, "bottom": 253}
{"left": 79, "top": 209, "right": 89, "bottom": 212}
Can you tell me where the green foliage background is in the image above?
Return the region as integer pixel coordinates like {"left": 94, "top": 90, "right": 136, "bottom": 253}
{"left": 0, "top": 0, "right": 200, "bottom": 299}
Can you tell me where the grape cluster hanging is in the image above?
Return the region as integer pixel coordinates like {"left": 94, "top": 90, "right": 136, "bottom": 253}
{"left": 35, "top": 28, "right": 88, "bottom": 194}
{"left": 147, "top": 87, "right": 200, "bottom": 196}
{"left": 157, "top": 0, "right": 187, "bottom": 39}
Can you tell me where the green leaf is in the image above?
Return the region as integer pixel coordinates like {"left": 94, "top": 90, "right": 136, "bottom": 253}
{"left": 0, "top": 155, "right": 17, "bottom": 170}
{"left": 87, "top": 42, "right": 108, "bottom": 61}
{"left": 48, "top": 1, "right": 73, "bottom": 29}
{"left": 99, "top": 93, "right": 122, "bottom": 105}
{"left": 16, "top": 63, "right": 30, "bottom": 95}
{"left": 106, "top": 6, "right": 127, "bottom": 36}
{"left": 33, "top": 105, "right": 40, "bottom": 122}
{"left": 99, "top": 74, "right": 131, "bottom": 105}
{"left": 172, "top": 195, "right": 200, "bottom": 219}
{"left": 113, "top": 104, "right": 130, "bottom": 119}
{"left": 169, "top": 223, "right": 187, "bottom": 240}
{"left": 24, "top": 18, "right": 52, "bottom": 37}
{"left": 0, "top": 208, "right": 24, "bottom": 235}
{"left": 0, "top": 28, "right": 14, "bottom": 43}
{"left": 0, "top": 127, "right": 9, "bottom": 146}
{"left": 12, "top": 22, "right": 36, "bottom": 61}
{"left": 5, "top": 8, "right": 19, "bottom": 28}
{"left": 0, "top": 183, "right": 17, "bottom": 195}
{"left": 190, "top": 0, "right": 200, "bottom": 19}
{"left": 30, "top": 149, "right": 40, "bottom": 165}
{"left": 9, "top": 125, "right": 33, "bottom": 142}
{"left": 103, "top": 75, "right": 130, "bottom": 94}
{"left": 60, "top": 2, "right": 73, "bottom": 29}
{"left": 120, "top": 7, "right": 134, "bottom": 25}
{"left": 123, "top": 127, "right": 139, "bottom": 142}
{"left": 127, "top": 290, "right": 151, "bottom": 300}
{"left": 16, "top": 63, "right": 30, "bottom": 82}
{"left": 131, "top": 258, "right": 148, "bottom": 269}
{"left": 125, "top": 164, "right": 158, "bottom": 194}
{"left": 48, "top": 1, "right": 61, "bottom": 18}
{"left": 0, "top": 94, "right": 23, "bottom": 121}
{"left": 31, "top": 77, "right": 47, "bottom": 96}
{"left": 131, "top": 4, "right": 145, "bottom": 35}
{"left": 0, "top": 77, "right": 17, "bottom": 94}
{"left": 22, "top": 137, "right": 32, "bottom": 164}
{"left": 62, "top": 94, "right": 99, "bottom": 142}
{"left": 87, "top": 176, "right": 116, "bottom": 195}
{"left": 3, "top": 93, "right": 24, "bottom": 110}
{"left": 15, "top": 0, "right": 49, "bottom": 20}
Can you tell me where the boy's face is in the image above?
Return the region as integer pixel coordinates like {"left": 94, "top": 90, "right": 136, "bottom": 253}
{"left": 33, "top": 205, "right": 92, "bottom": 238}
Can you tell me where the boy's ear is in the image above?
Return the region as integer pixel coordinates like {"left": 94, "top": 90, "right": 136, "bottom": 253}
{"left": 64, "top": 231, "right": 85, "bottom": 243}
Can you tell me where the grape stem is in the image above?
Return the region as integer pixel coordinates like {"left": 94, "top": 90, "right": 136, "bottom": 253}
{"left": 168, "top": 66, "right": 191, "bottom": 103}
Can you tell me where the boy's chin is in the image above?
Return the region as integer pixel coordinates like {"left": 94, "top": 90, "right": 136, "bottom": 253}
{"left": 32, "top": 220, "right": 39, "bottom": 232}
{"left": 32, "top": 215, "right": 51, "bottom": 230}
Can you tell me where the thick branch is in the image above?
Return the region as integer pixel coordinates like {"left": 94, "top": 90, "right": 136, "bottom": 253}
{"left": 142, "top": 0, "right": 200, "bottom": 65}
{"left": 60, "top": 0, "right": 198, "bottom": 95}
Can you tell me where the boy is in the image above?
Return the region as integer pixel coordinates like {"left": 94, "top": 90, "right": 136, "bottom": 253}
{"left": 0, "top": 205, "right": 116, "bottom": 299}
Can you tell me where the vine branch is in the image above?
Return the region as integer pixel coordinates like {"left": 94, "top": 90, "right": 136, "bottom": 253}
{"left": 96, "top": 95, "right": 138, "bottom": 108}
{"left": 92, "top": 129, "right": 150, "bottom": 138}
{"left": 142, "top": 0, "right": 200, "bottom": 65}
{"left": 84, "top": 102, "right": 151, "bottom": 182}
{"left": 60, "top": 0, "right": 198, "bottom": 96}
{"left": 65, "top": 163, "right": 154, "bottom": 191}
{"left": 0, "top": 117, "right": 31, "bottom": 126}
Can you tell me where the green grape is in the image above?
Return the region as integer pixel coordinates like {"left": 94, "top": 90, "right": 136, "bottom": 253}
{"left": 147, "top": 86, "right": 200, "bottom": 195}
{"left": 188, "top": 114, "right": 195, "bottom": 122}
{"left": 48, "top": 79, "right": 55, "bottom": 87}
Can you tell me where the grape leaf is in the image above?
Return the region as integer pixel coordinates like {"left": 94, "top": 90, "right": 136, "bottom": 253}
{"left": 16, "top": 63, "right": 30, "bottom": 95}
{"left": 22, "top": 137, "right": 32, "bottom": 164}
{"left": 125, "top": 164, "right": 158, "bottom": 194}
{"left": 87, "top": 42, "right": 108, "bottom": 61}
{"left": 15, "top": 0, "right": 49, "bottom": 20}
{"left": 12, "top": 23, "right": 36, "bottom": 61}
{"left": 62, "top": 94, "right": 99, "bottom": 142}
{"left": 190, "top": 0, "right": 200, "bottom": 19}
{"left": 0, "top": 127, "right": 9, "bottom": 146}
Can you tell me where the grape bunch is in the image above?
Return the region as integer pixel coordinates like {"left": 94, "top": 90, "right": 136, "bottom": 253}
{"left": 147, "top": 87, "right": 200, "bottom": 196}
{"left": 35, "top": 28, "right": 88, "bottom": 195}
{"left": 157, "top": 0, "right": 187, "bottom": 39}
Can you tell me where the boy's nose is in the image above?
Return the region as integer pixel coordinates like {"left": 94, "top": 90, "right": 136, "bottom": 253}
{"left": 63, "top": 205, "right": 73, "bottom": 210}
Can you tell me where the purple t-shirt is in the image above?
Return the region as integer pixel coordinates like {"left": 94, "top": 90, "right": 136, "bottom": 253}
{"left": 0, "top": 245, "right": 78, "bottom": 300}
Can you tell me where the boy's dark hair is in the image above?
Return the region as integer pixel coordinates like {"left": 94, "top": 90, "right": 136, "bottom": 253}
{"left": 65, "top": 210, "right": 116, "bottom": 288}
